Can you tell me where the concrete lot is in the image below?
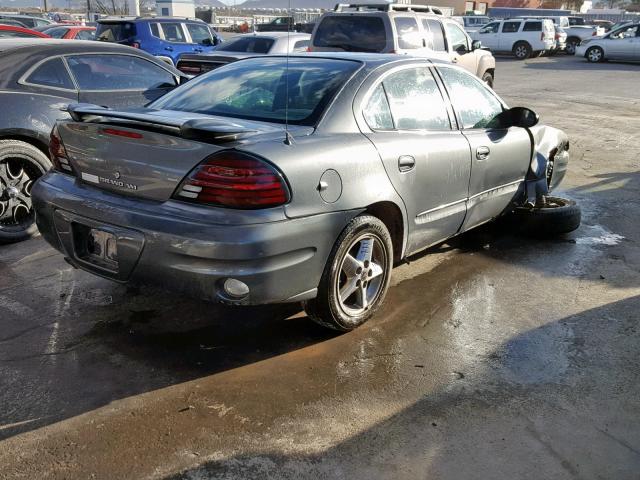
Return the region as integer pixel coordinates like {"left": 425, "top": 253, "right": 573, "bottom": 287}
{"left": 0, "top": 54, "right": 639, "bottom": 479}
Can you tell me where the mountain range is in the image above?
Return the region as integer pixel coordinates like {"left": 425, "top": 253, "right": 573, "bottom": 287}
{"left": 0, "top": 0, "right": 342, "bottom": 9}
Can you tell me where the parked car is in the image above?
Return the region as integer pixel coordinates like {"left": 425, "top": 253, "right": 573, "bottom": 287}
{"left": 452, "top": 15, "right": 491, "bottom": 33}
{"left": 0, "top": 39, "right": 186, "bottom": 244}
{"left": 96, "top": 17, "right": 223, "bottom": 66}
{"left": 575, "top": 23, "right": 640, "bottom": 63}
{"left": 592, "top": 19, "right": 614, "bottom": 32}
{"left": 38, "top": 25, "right": 96, "bottom": 40}
{"left": 0, "top": 14, "right": 54, "bottom": 29}
{"left": 177, "top": 32, "right": 310, "bottom": 75}
{"left": 32, "top": 54, "right": 579, "bottom": 331}
{"left": 253, "top": 16, "right": 315, "bottom": 34}
{"left": 551, "top": 25, "right": 567, "bottom": 54}
{"left": 310, "top": 3, "right": 496, "bottom": 86}
{"left": 471, "top": 18, "right": 555, "bottom": 59}
{"left": 0, "top": 25, "right": 50, "bottom": 38}
{"left": 518, "top": 16, "right": 605, "bottom": 55}
{"left": 0, "top": 19, "right": 29, "bottom": 28}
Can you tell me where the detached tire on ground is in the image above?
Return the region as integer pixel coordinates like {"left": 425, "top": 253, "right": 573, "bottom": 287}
{"left": 512, "top": 196, "right": 581, "bottom": 236}
{"left": 304, "top": 215, "right": 393, "bottom": 331}
{"left": 0, "top": 140, "right": 51, "bottom": 244}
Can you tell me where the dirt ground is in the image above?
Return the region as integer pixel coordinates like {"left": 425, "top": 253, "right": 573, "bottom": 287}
{"left": 1, "top": 54, "right": 639, "bottom": 479}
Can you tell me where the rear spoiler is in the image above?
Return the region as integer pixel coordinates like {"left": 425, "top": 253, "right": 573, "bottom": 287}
{"left": 65, "top": 103, "right": 258, "bottom": 143}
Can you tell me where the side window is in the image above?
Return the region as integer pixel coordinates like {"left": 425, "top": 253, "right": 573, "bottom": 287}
{"left": 185, "top": 23, "right": 212, "bottom": 44}
{"left": 293, "top": 39, "right": 310, "bottom": 52}
{"left": 25, "top": 58, "right": 74, "bottom": 90}
{"left": 75, "top": 30, "right": 95, "bottom": 40}
{"left": 150, "top": 23, "right": 161, "bottom": 38}
{"left": 363, "top": 84, "right": 394, "bottom": 130}
{"left": 480, "top": 22, "right": 499, "bottom": 33}
{"left": 383, "top": 67, "right": 450, "bottom": 131}
{"left": 394, "top": 17, "right": 422, "bottom": 49}
{"left": 523, "top": 21, "right": 542, "bottom": 32}
{"left": 45, "top": 27, "right": 68, "bottom": 38}
{"left": 439, "top": 67, "right": 503, "bottom": 129}
{"left": 425, "top": 19, "right": 447, "bottom": 51}
{"left": 160, "top": 22, "right": 186, "bottom": 42}
{"left": 445, "top": 22, "right": 469, "bottom": 52}
{"left": 501, "top": 21, "right": 521, "bottom": 33}
{"left": 66, "top": 55, "right": 177, "bottom": 91}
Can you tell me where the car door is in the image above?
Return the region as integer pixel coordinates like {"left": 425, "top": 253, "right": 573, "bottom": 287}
{"left": 443, "top": 20, "right": 477, "bottom": 76}
{"left": 157, "top": 22, "right": 193, "bottom": 61}
{"left": 359, "top": 65, "right": 472, "bottom": 254}
{"left": 498, "top": 20, "right": 522, "bottom": 52}
{"left": 393, "top": 16, "right": 430, "bottom": 56}
{"left": 184, "top": 22, "right": 217, "bottom": 54}
{"left": 420, "top": 17, "right": 450, "bottom": 62}
{"left": 437, "top": 65, "right": 532, "bottom": 230}
{"left": 608, "top": 25, "right": 639, "bottom": 59}
{"left": 474, "top": 21, "right": 499, "bottom": 51}
{"left": 65, "top": 54, "right": 179, "bottom": 108}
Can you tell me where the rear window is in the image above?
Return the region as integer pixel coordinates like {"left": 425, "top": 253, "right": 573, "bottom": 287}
{"left": 523, "top": 21, "right": 542, "bottom": 32}
{"left": 43, "top": 27, "right": 69, "bottom": 38}
{"left": 217, "top": 36, "right": 275, "bottom": 53}
{"left": 150, "top": 57, "right": 361, "bottom": 127}
{"left": 423, "top": 18, "right": 446, "bottom": 51}
{"left": 96, "top": 22, "right": 136, "bottom": 42}
{"left": 569, "top": 17, "right": 585, "bottom": 26}
{"left": 160, "top": 22, "right": 186, "bottom": 42}
{"left": 25, "top": 58, "right": 74, "bottom": 89}
{"left": 313, "top": 16, "right": 387, "bottom": 53}
{"left": 502, "top": 21, "right": 521, "bottom": 33}
{"left": 394, "top": 17, "right": 421, "bottom": 49}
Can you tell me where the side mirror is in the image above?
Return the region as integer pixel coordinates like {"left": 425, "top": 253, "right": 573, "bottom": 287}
{"left": 455, "top": 44, "right": 468, "bottom": 55}
{"left": 506, "top": 106, "right": 539, "bottom": 128}
{"left": 201, "top": 37, "right": 213, "bottom": 46}
{"left": 472, "top": 40, "right": 482, "bottom": 50}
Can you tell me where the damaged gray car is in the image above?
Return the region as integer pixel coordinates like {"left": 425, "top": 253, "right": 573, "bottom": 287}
{"left": 32, "top": 54, "right": 580, "bottom": 331}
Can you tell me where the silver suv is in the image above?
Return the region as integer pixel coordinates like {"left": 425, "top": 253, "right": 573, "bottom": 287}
{"left": 310, "top": 3, "right": 497, "bottom": 86}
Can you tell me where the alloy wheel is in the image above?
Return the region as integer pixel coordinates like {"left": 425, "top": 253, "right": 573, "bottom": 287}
{"left": 515, "top": 46, "right": 528, "bottom": 59}
{"left": 335, "top": 233, "right": 387, "bottom": 317}
{"left": 0, "top": 159, "right": 39, "bottom": 230}
{"left": 587, "top": 48, "right": 602, "bottom": 62}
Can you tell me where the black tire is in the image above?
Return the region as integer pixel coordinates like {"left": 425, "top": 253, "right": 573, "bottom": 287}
{"left": 512, "top": 41, "right": 532, "bottom": 60}
{"left": 586, "top": 46, "right": 604, "bottom": 63}
{"left": 512, "top": 196, "right": 581, "bottom": 236}
{"left": 0, "top": 139, "right": 51, "bottom": 244}
{"left": 303, "top": 215, "right": 393, "bottom": 331}
{"left": 566, "top": 38, "right": 579, "bottom": 55}
{"left": 481, "top": 71, "right": 494, "bottom": 88}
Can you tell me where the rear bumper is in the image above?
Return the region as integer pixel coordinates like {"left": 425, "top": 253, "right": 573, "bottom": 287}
{"left": 33, "top": 172, "right": 358, "bottom": 305}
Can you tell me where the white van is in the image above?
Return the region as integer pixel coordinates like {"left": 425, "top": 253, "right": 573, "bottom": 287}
{"left": 470, "top": 18, "right": 555, "bottom": 59}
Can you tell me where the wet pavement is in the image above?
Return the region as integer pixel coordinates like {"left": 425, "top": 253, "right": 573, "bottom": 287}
{"left": 1, "top": 55, "right": 639, "bottom": 479}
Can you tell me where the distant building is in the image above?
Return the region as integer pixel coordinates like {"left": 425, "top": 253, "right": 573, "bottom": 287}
{"left": 156, "top": 0, "right": 196, "bottom": 17}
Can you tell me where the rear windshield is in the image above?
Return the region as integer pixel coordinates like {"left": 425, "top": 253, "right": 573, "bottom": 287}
{"left": 217, "top": 36, "right": 275, "bottom": 53}
{"left": 312, "top": 15, "right": 386, "bottom": 52}
{"left": 150, "top": 57, "right": 360, "bottom": 126}
{"left": 96, "top": 22, "right": 136, "bottom": 42}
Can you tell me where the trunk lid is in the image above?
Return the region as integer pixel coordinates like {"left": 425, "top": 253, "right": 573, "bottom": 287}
{"left": 58, "top": 106, "right": 309, "bottom": 202}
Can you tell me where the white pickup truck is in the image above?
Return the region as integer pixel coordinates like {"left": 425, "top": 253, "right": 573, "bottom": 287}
{"left": 520, "top": 16, "right": 606, "bottom": 54}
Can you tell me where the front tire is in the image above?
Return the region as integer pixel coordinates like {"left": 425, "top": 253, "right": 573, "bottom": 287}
{"left": 303, "top": 215, "right": 393, "bottom": 331}
{"left": 481, "top": 71, "right": 494, "bottom": 88}
{"left": 566, "top": 38, "right": 579, "bottom": 55}
{"left": 512, "top": 42, "right": 532, "bottom": 60}
{"left": 586, "top": 46, "right": 604, "bottom": 63}
{"left": 0, "top": 140, "right": 51, "bottom": 244}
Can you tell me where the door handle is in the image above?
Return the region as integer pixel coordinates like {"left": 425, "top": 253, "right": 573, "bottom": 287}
{"left": 476, "top": 146, "right": 490, "bottom": 160}
{"left": 398, "top": 155, "right": 416, "bottom": 172}
{"left": 165, "top": 46, "right": 174, "bottom": 51}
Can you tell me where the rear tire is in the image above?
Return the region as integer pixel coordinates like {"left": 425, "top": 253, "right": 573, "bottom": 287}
{"left": 481, "top": 71, "right": 494, "bottom": 88}
{"left": 0, "top": 140, "right": 51, "bottom": 244}
{"left": 566, "top": 38, "right": 579, "bottom": 55}
{"left": 512, "top": 196, "right": 581, "bottom": 236}
{"left": 303, "top": 215, "right": 393, "bottom": 331}
{"left": 513, "top": 42, "right": 532, "bottom": 60}
{"left": 586, "top": 46, "right": 604, "bottom": 63}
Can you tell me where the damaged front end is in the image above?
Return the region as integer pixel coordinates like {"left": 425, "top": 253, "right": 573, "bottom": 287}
{"left": 523, "top": 125, "right": 570, "bottom": 208}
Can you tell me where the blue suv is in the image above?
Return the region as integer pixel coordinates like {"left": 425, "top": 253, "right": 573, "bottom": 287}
{"left": 96, "top": 17, "right": 222, "bottom": 66}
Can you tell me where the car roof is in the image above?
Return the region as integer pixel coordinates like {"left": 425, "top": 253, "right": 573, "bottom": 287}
{"left": 0, "top": 38, "right": 134, "bottom": 53}
{"left": 98, "top": 16, "right": 204, "bottom": 23}
{"left": 230, "top": 32, "right": 310, "bottom": 39}
{"left": 272, "top": 52, "right": 452, "bottom": 68}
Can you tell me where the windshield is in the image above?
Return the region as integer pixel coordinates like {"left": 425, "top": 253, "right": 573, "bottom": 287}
{"left": 312, "top": 16, "right": 387, "bottom": 52}
{"left": 150, "top": 57, "right": 361, "bottom": 126}
{"left": 217, "top": 36, "right": 275, "bottom": 53}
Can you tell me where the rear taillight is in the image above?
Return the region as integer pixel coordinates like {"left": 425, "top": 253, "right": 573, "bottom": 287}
{"left": 173, "top": 151, "right": 290, "bottom": 209}
{"left": 177, "top": 64, "right": 201, "bottom": 74}
{"left": 131, "top": 41, "right": 140, "bottom": 48}
{"left": 592, "top": 31, "right": 596, "bottom": 36}
{"left": 555, "top": 33, "right": 560, "bottom": 40}
{"left": 49, "top": 126, "right": 73, "bottom": 174}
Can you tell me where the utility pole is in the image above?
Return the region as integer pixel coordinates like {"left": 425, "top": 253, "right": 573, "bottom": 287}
{"left": 43, "top": 0, "right": 48, "bottom": 12}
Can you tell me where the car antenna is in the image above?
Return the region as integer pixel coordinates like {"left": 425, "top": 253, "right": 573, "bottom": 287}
{"left": 283, "top": 0, "right": 293, "bottom": 146}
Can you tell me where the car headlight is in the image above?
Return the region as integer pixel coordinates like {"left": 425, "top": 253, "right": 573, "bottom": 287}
{"left": 580, "top": 39, "right": 591, "bottom": 46}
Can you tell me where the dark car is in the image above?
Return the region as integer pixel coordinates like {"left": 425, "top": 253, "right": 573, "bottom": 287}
{"left": 0, "top": 39, "right": 186, "bottom": 244}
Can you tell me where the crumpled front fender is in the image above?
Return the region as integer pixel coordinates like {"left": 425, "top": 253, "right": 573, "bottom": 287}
{"left": 523, "top": 125, "right": 569, "bottom": 206}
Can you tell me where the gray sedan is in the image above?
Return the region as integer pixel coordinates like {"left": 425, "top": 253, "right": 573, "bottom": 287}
{"left": 576, "top": 23, "right": 640, "bottom": 62}
{"left": 33, "top": 54, "right": 579, "bottom": 331}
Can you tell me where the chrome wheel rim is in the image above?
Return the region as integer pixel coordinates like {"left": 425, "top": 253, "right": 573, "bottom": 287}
{"left": 515, "top": 46, "right": 528, "bottom": 58}
{"left": 335, "top": 233, "right": 387, "bottom": 317}
{"left": 0, "top": 159, "right": 42, "bottom": 230}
